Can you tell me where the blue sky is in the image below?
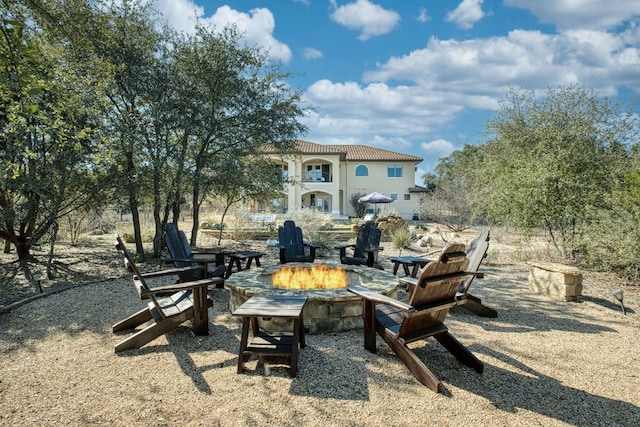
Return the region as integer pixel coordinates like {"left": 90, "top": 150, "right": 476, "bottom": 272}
{"left": 150, "top": 0, "right": 640, "bottom": 183}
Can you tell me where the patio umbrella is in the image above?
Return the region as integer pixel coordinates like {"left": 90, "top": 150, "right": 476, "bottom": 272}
{"left": 358, "top": 192, "right": 394, "bottom": 203}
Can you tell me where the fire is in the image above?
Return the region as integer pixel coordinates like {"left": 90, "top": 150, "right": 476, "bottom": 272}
{"left": 272, "top": 265, "right": 347, "bottom": 290}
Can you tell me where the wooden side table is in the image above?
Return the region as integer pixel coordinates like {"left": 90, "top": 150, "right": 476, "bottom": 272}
{"left": 225, "top": 250, "right": 264, "bottom": 278}
{"left": 389, "top": 256, "right": 430, "bottom": 277}
{"left": 232, "top": 295, "right": 307, "bottom": 377}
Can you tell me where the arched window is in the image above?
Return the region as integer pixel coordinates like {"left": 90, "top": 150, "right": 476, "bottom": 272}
{"left": 355, "top": 165, "right": 368, "bottom": 177}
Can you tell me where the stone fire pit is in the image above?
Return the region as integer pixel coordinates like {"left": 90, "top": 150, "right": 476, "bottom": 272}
{"left": 225, "top": 263, "right": 399, "bottom": 333}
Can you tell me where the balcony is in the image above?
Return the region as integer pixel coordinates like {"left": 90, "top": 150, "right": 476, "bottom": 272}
{"left": 302, "top": 171, "right": 332, "bottom": 183}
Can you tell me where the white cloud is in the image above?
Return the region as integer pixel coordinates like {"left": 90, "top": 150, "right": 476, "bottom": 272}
{"left": 330, "top": 0, "right": 401, "bottom": 41}
{"left": 363, "top": 29, "right": 640, "bottom": 99}
{"left": 303, "top": 22, "right": 640, "bottom": 158}
{"left": 419, "top": 139, "right": 456, "bottom": 172}
{"left": 151, "top": 0, "right": 203, "bottom": 33}
{"left": 302, "top": 47, "right": 323, "bottom": 60}
{"left": 151, "top": 1, "right": 292, "bottom": 62}
{"left": 301, "top": 80, "right": 467, "bottom": 150}
{"left": 505, "top": 0, "right": 640, "bottom": 31}
{"left": 206, "top": 6, "right": 292, "bottom": 62}
{"left": 417, "top": 7, "right": 430, "bottom": 23}
{"left": 445, "top": 0, "right": 485, "bottom": 30}
{"left": 421, "top": 139, "right": 455, "bottom": 160}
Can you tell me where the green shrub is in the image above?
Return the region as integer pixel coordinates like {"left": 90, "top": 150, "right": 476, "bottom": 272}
{"left": 307, "top": 231, "right": 336, "bottom": 257}
{"left": 390, "top": 226, "right": 415, "bottom": 255}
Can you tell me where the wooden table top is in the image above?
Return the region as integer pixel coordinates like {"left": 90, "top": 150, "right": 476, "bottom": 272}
{"left": 232, "top": 295, "right": 308, "bottom": 318}
{"left": 228, "top": 250, "right": 264, "bottom": 258}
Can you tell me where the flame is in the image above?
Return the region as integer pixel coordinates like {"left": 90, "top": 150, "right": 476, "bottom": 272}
{"left": 272, "top": 265, "right": 347, "bottom": 290}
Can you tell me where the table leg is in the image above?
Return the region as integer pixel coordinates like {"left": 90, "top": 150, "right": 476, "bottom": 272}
{"left": 392, "top": 262, "right": 400, "bottom": 275}
{"left": 254, "top": 257, "right": 261, "bottom": 267}
{"left": 237, "top": 318, "right": 250, "bottom": 373}
{"left": 215, "top": 253, "right": 225, "bottom": 267}
{"left": 402, "top": 263, "right": 411, "bottom": 276}
{"left": 291, "top": 317, "right": 300, "bottom": 377}
{"left": 298, "top": 313, "right": 306, "bottom": 349}
{"left": 225, "top": 258, "right": 234, "bottom": 279}
{"left": 411, "top": 263, "right": 423, "bottom": 277}
{"left": 250, "top": 316, "right": 259, "bottom": 336}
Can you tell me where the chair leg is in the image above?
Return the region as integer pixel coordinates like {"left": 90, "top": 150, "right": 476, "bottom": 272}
{"left": 112, "top": 307, "right": 153, "bottom": 333}
{"left": 434, "top": 332, "right": 484, "bottom": 373}
{"left": 380, "top": 330, "right": 441, "bottom": 392}
{"left": 191, "top": 287, "right": 210, "bottom": 336}
{"left": 114, "top": 311, "right": 192, "bottom": 353}
{"left": 361, "top": 299, "right": 377, "bottom": 353}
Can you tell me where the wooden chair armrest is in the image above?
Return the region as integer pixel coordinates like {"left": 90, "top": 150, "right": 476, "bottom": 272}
{"left": 305, "top": 242, "right": 321, "bottom": 249}
{"left": 334, "top": 243, "right": 355, "bottom": 249}
{"left": 348, "top": 285, "right": 414, "bottom": 312}
{"left": 191, "top": 250, "right": 223, "bottom": 256}
{"left": 140, "top": 265, "right": 205, "bottom": 279}
{"left": 335, "top": 243, "right": 355, "bottom": 259}
{"left": 399, "top": 277, "right": 418, "bottom": 287}
{"left": 172, "top": 256, "right": 219, "bottom": 265}
{"left": 140, "top": 277, "right": 222, "bottom": 296}
{"left": 406, "top": 296, "right": 468, "bottom": 318}
{"left": 467, "top": 271, "right": 484, "bottom": 279}
{"left": 162, "top": 257, "right": 200, "bottom": 264}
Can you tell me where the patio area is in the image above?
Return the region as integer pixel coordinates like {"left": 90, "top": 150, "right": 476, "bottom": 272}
{"left": 0, "top": 261, "right": 638, "bottom": 426}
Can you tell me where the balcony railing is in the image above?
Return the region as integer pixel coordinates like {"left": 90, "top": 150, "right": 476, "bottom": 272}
{"left": 302, "top": 172, "right": 331, "bottom": 182}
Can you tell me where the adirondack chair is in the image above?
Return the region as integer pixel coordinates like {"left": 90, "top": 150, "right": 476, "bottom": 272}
{"left": 457, "top": 229, "right": 497, "bottom": 317}
{"left": 278, "top": 220, "right": 319, "bottom": 264}
{"left": 113, "top": 234, "right": 222, "bottom": 352}
{"left": 335, "top": 221, "right": 382, "bottom": 268}
{"left": 348, "top": 243, "right": 484, "bottom": 392}
{"left": 163, "top": 223, "right": 226, "bottom": 285}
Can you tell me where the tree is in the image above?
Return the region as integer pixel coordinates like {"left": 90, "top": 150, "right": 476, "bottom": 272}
{"left": 209, "top": 153, "right": 285, "bottom": 245}
{"left": 350, "top": 192, "right": 367, "bottom": 218}
{"left": 168, "top": 25, "right": 306, "bottom": 246}
{"left": 418, "top": 180, "right": 476, "bottom": 232}
{"left": 478, "top": 85, "right": 636, "bottom": 259}
{"left": 90, "top": 0, "right": 166, "bottom": 255}
{"left": 0, "top": 3, "right": 104, "bottom": 260}
{"left": 421, "top": 144, "right": 484, "bottom": 230}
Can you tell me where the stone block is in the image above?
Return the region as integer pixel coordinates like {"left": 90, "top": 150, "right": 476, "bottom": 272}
{"left": 527, "top": 261, "right": 583, "bottom": 302}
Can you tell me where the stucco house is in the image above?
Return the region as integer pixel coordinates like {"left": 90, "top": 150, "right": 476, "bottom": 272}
{"left": 266, "top": 140, "right": 427, "bottom": 220}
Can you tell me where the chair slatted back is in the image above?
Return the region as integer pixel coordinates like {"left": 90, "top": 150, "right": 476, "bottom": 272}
{"left": 278, "top": 220, "right": 306, "bottom": 259}
{"left": 398, "top": 243, "right": 469, "bottom": 338}
{"left": 164, "top": 223, "right": 193, "bottom": 268}
{"left": 115, "top": 234, "right": 166, "bottom": 319}
{"left": 459, "top": 229, "right": 490, "bottom": 294}
{"left": 353, "top": 221, "right": 381, "bottom": 259}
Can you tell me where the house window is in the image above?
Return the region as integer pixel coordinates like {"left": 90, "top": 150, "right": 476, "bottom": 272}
{"left": 404, "top": 194, "right": 410, "bottom": 201}
{"left": 355, "top": 165, "right": 368, "bottom": 177}
{"left": 304, "top": 162, "right": 331, "bottom": 181}
{"left": 390, "top": 193, "right": 398, "bottom": 200}
{"left": 387, "top": 164, "right": 403, "bottom": 178}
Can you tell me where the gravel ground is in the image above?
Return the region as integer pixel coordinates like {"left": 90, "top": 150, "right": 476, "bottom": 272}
{"left": 1, "top": 230, "right": 639, "bottom": 426}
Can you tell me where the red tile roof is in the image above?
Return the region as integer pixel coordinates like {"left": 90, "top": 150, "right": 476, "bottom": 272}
{"left": 291, "top": 140, "right": 422, "bottom": 163}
